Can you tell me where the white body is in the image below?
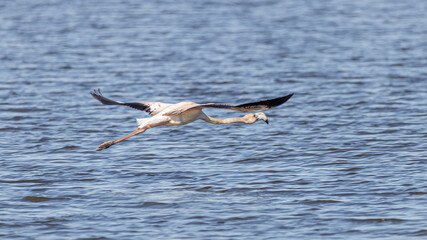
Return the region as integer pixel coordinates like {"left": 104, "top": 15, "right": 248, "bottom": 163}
{"left": 137, "top": 102, "right": 207, "bottom": 128}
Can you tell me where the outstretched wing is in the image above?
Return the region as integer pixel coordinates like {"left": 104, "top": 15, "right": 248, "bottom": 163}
{"left": 164, "top": 93, "right": 294, "bottom": 115}
{"left": 90, "top": 89, "right": 171, "bottom": 115}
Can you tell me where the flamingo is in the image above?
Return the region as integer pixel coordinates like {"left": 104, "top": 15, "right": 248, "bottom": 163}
{"left": 91, "top": 89, "right": 293, "bottom": 151}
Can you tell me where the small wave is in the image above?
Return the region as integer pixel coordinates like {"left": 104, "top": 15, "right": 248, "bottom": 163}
{"left": 135, "top": 202, "right": 171, "bottom": 208}
{"left": 22, "top": 196, "right": 69, "bottom": 202}
{"left": 0, "top": 179, "right": 53, "bottom": 184}
{"left": 349, "top": 218, "right": 404, "bottom": 223}
{"left": 62, "top": 145, "right": 79, "bottom": 149}
{"left": 408, "top": 191, "right": 426, "bottom": 195}
{"left": 302, "top": 199, "right": 341, "bottom": 204}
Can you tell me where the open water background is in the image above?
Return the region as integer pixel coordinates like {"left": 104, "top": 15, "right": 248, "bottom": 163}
{"left": 1, "top": 0, "right": 426, "bottom": 239}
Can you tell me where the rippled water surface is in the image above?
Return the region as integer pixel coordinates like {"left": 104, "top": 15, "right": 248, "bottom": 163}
{"left": 1, "top": 0, "right": 426, "bottom": 239}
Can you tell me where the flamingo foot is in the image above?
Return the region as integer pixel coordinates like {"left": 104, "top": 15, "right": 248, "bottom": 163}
{"left": 96, "top": 141, "right": 114, "bottom": 151}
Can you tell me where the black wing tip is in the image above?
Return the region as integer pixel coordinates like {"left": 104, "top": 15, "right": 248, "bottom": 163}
{"left": 234, "top": 93, "right": 294, "bottom": 110}
{"left": 267, "top": 93, "right": 294, "bottom": 108}
{"left": 282, "top": 93, "right": 294, "bottom": 102}
{"left": 283, "top": 93, "right": 294, "bottom": 98}
{"left": 90, "top": 88, "right": 103, "bottom": 97}
{"left": 90, "top": 88, "right": 123, "bottom": 106}
{"left": 90, "top": 89, "right": 151, "bottom": 112}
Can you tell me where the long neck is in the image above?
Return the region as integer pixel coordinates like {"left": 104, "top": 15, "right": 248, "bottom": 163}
{"left": 201, "top": 114, "right": 256, "bottom": 124}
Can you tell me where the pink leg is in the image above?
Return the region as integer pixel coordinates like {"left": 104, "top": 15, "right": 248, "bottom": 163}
{"left": 96, "top": 127, "right": 147, "bottom": 151}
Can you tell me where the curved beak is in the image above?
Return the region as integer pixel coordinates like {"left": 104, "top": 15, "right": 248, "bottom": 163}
{"left": 265, "top": 119, "right": 269, "bottom": 124}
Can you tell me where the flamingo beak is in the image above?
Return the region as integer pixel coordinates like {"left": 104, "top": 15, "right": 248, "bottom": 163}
{"left": 265, "top": 119, "right": 269, "bottom": 124}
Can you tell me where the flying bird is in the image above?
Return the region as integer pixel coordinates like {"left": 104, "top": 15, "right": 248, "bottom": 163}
{"left": 91, "top": 89, "right": 293, "bottom": 151}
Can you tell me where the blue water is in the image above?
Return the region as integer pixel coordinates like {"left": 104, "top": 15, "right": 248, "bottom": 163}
{"left": 1, "top": 0, "right": 426, "bottom": 239}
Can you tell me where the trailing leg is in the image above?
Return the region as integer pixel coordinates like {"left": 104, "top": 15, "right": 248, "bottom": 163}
{"left": 96, "top": 127, "right": 147, "bottom": 151}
